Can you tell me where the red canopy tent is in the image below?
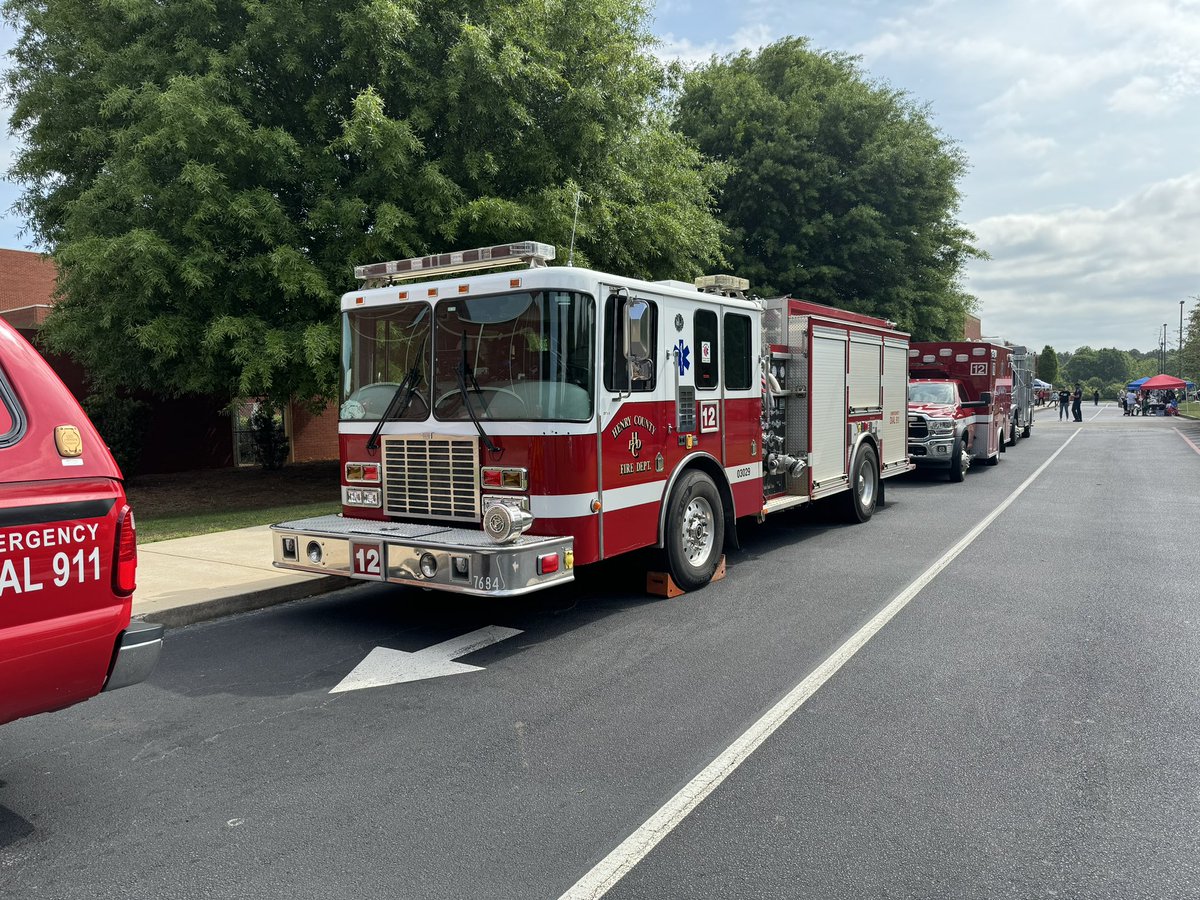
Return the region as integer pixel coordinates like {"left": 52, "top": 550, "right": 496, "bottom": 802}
{"left": 1139, "top": 374, "right": 1186, "bottom": 390}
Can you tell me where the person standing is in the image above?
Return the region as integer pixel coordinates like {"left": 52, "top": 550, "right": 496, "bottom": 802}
{"left": 1058, "top": 388, "right": 1070, "bottom": 420}
{"left": 1071, "top": 384, "right": 1083, "bottom": 421}
{"left": 1093, "top": 389, "right": 1099, "bottom": 406}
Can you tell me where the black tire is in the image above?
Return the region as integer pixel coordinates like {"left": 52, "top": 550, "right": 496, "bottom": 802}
{"left": 1022, "top": 423, "right": 1032, "bottom": 438}
{"left": 1010, "top": 420, "right": 1019, "bottom": 446}
{"left": 664, "top": 470, "right": 725, "bottom": 592}
{"left": 998, "top": 425, "right": 1007, "bottom": 453}
{"left": 949, "top": 435, "right": 967, "bottom": 483}
{"left": 841, "top": 444, "right": 880, "bottom": 523}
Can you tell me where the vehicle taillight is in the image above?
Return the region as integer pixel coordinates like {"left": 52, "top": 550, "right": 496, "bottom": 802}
{"left": 112, "top": 504, "right": 137, "bottom": 596}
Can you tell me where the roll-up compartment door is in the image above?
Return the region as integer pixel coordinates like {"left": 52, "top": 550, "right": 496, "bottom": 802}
{"left": 848, "top": 337, "right": 882, "bottom": 411}
{"left": 811, "top": 330, "right": 848, "bottom": 486}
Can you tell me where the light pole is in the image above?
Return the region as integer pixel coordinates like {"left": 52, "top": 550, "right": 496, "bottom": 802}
{"left": 1162, "top": 324, "right": 1167, "bottom": 374}
{"left": 1181, "top": 300, "right": 1186, "bottom": 381}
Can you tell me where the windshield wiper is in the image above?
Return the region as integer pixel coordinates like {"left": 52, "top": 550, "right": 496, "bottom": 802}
{"left": 456, "top": 329, "right": 499, "bottom": 453}
{"left": 366, "top": 364, "right": 423, "bottom": 452}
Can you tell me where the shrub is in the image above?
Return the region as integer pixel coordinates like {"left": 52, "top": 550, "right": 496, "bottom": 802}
{"left": 249, "top": 403, "right": 289, "bottom": 470}
{"left": 82, "top": 393, "right": 149, "bottom": 476}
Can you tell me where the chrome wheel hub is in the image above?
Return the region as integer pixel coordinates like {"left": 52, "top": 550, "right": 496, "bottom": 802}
{"left": 681, "top": 497, "right": 714, "bottom": 566}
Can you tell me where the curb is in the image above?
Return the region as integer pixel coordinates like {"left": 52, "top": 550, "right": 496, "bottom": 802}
{"left": 136, "top": 575, "right": 355, "bottom": 629}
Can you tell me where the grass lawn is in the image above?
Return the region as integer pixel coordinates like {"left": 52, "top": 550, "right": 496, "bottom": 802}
{"left": 1180, "top": 400, "right": 1200, "bottom": 419}
{"left": 126, "top": 461, "right": 341, "bottom": 544}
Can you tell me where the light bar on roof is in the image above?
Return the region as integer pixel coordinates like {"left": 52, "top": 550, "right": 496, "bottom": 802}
{"left": 355, "top": 241, "right": 556, "bottom": 284}
{"left": 695, "top": 274, "right": 750, "bottom": 292}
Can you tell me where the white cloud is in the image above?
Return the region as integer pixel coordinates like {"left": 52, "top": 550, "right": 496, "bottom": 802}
{"left": 966, "top": 170, "right": 1200, "bottom": 351}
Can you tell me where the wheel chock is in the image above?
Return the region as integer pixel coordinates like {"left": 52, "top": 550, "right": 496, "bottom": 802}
{"left": 646, "top": 556, "right": 726, "bottom": 597}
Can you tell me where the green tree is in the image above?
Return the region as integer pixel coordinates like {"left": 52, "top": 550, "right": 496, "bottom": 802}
{"left": 675, "top": 37, "right": 983, "bottom": 340}
{"left": 1037, "top": 345, "right": 1058, "bottom": 384}
{"left": 1063, "top": 346, "right": 1097, "bottom": 384}
{"left": 1181, "top": 299, "right": 1200, "bottom": 385}
{"left": 4, "top": 0, "right": 725, "bottom": 406}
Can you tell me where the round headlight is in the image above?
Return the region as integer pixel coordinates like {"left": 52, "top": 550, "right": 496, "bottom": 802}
{"left": 419, "top": 553, "right": 438, "bottom": 578}
{"left": 306, "top": 541, "right": 323, "bottom": 564}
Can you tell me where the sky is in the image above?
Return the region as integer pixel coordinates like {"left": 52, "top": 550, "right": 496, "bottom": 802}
{"left": 1, "top": 0, "right": 1198, "bottom": 355}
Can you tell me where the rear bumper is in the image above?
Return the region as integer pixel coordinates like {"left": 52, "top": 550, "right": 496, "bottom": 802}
{"left": 271, "top": 515, "right": 574, "bottom": 598}
{"left": 103, "top": 620, "right": 164, "bottom": 692}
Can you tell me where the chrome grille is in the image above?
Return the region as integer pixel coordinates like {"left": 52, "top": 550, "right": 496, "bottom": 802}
{"left": 383, "top": 435, "right": 479, "bottom": 522}
{"left": 907, "top": 416, "right": 928, "bottom": 439}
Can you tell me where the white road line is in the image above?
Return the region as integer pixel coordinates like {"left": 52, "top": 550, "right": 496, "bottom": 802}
{"left": 1087, "top": 404, "right": 1106, "bottom": 421}
{"left": 1173, "top": 427, "right": 1200, "bottom": 456}
{"left": 558, "top": 429, "right": 1084, "bottom": 900}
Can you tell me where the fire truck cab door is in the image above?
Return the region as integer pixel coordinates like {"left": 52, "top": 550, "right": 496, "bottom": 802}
{"left": 597, "top": 289, "right": 672, "bottom": 559}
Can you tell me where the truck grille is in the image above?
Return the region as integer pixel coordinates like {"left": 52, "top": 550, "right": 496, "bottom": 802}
{"left": 382, "top": 436, "right": 479, "bottom": 522}
{"left": 907, "top": 416, "right": 928, "bottom": 439}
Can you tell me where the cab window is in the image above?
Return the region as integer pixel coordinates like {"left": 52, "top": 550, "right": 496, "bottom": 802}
{"left": 603, "top": 294, "right": 657, "bottom": 392}
{"left": 723, "top": 313, "right": 752, "bottom": 390}
{"left": 694, "top": 309, "right": 718, "bottom": 390}
{"left": 0, "top": 368, "right": 23, "bottom": 448}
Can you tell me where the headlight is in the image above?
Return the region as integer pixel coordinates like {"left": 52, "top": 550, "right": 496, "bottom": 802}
{"left": 483, "top": 502, "right": 534, "bottom": 544}
{"left": 929, "top": 419, "right": 955, "bottom": 434}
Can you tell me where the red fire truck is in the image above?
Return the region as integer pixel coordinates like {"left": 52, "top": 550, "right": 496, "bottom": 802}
{"left": 906, "top": 341, "right": 1014, "bottom": 481}
{"left": 271, "top": 241, "right": 912, "bottom": 596}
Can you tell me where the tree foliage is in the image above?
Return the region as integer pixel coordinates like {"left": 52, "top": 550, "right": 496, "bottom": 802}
{"left": 1037, "top": 345, "right": 1058, "bottom": 384}
{"left": 1181, "top": 298, "right": 1200, "bottom": 384}
{"left": 675, "top": 37, "right": 983, "bottom": 340}
{"left": 4, "top": 0, "right": 725, "bottom": 405}
{"left": 1063, "top": 346, "right": 1131, "bottom": 385}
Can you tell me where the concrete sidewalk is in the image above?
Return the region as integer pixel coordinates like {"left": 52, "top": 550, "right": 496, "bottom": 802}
{"left": 134, "top": 525, "right": 352, "bottom": 628}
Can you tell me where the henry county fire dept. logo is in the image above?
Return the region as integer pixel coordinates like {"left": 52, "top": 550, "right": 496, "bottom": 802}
{"left": 628, "top": 432, "right": 643, "bottom": 458}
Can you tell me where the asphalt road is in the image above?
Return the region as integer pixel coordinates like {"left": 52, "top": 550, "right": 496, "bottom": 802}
{"left": 3, "top": 404, "right": 1198, "bottom": 900}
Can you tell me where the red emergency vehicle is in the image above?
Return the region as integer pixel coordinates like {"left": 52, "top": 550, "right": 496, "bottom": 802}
{"left": 906, "top": 340, "right": 1014, "bottom": 481}
{"left": 1, "top": 318, "right": 162, "bottom": 726}
{"left": 271, "top": 241, "right": 912, "bottom": 596}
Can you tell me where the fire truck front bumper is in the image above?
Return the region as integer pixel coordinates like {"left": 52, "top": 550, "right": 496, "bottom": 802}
{"left": 270, "top": 515, "right": 574, "bottom": 598}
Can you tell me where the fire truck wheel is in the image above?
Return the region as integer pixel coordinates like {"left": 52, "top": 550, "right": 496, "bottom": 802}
{"left": 841, "top": 444, "right": 879, "bottom": 523}
{"left": 665, "top": 470, "right": 725, "bottom": 592}
{"left": 1010, "top": 420, "right": 1019, "bottom": 445}
{"left": 998, "top": 426, "right": 1007, "bottom": 452}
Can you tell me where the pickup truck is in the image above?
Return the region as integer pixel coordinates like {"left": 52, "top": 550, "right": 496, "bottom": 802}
{"left": 1, "top": 318, "right": 162, "bottom": 725}
{"left": 907, "top": 379, "right": 993, "bottom": 482}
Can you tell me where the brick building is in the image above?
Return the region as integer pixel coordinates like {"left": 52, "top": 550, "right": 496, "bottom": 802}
{"left": 0, "top": 248, "right": 337, "bottom": 471}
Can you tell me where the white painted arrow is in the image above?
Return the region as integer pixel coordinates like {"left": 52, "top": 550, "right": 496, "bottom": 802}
{"left": 330, "top": 625, "right": 523, "bottom": 694}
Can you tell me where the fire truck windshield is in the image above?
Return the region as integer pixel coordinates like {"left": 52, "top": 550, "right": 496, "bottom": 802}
{"left": 431, "top": 290, "right": 595, "bottom": 422}
{"left": 341, "top": 303, "right": 432, "bottom": 421}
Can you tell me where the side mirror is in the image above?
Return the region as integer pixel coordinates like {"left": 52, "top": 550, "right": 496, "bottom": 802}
{"left": 624, "top": 298, "right": 653, "bottom": 381}
{"left": 979, "top": 391, "right": 993, "bottom": 404}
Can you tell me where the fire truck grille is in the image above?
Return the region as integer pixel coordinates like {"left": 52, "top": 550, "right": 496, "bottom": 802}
{"left": 382, "top": 436, "right": 480, "bottom": 522}
{"left": 907, "top": 416, "right": 928, "bottom": 439}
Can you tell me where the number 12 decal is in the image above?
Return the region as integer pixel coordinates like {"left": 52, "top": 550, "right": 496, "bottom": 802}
{"left": 699, "top": 400, "right": 720, "bottom": 433}
{"left": 351, "top": 541, "right": 383, "bottom": 579}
